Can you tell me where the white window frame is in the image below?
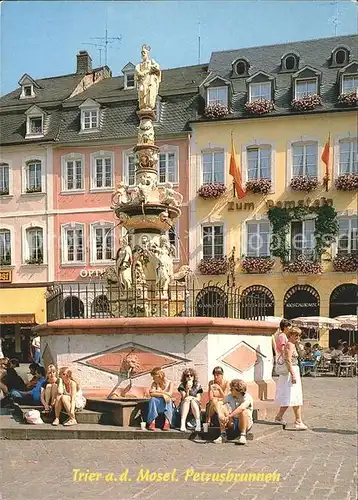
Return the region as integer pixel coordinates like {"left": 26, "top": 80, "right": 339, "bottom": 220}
{"left": 342, "top": 75, "right": 358, "bottom": 95}
{"left": 338, "top": 139, "right": 358, "bottom": 175}
{"left": 201, "top": 149, "right": 225, "bottom": 185}
{"left": 201, "top": 224, "right": 225, "bottom": 260}
{"left": 26, "top": 115, "right": 43, "bottom": 138}
{"left": 168, "top": 223, "right": 180, "bottom": 262}
{"left": 22, "top": 222, "right": 46, "bottom": 265}
{"left": 294, "top": 78, "right": 318, "bottom": 99}
{"left": 336, "top": 217, "right": 357, "bottom": 255}
{"left": 0, "top": 227, "right": 13, "bottom": 265}
{"left": 291, "top": 141, "right": 318, "bottom": 179}
{"left": 158, "top": 145, "right": 179, "bottom": 185}
{"left": 21, "top": 157, "right": 45, "bottom": 194}
{"left": 246, "top": 145, "right": 272, "bottom": 181}
{"left": 124, "top": 72, "right": 135, "bottom": 89}
{"left": 90, "top": 151, "right": 114, "bottom": 191}
{"left": 61, "top": 153, "right": 85, "bottom": 193}
{"left": 61, "top": 223, "right": 85, "bottom": 265}
{"left": 123, "top": 149, "right": 136, "bottom": 186}
{"left": 0, "top": 162, "right": 11, "bottom": 195}
{"left": 90, "top": 222, "right": 115, "bottom": 264}
{"left": 289, "top": 219, "right": 316, "bottom": 260}
{"left": 245, "top": 221, "right": 271, "bottom": 257}
{"left": 20, "top": 84, "right": 35, "bottom": 99}
{"left": 249, "top": 82, "right": 271, "bottom": 102}
{"left": 242, "top": 140, "right": 275, "bottom": 191}
{"left": 207, "top": 86, "right": 228, "bottom": 106}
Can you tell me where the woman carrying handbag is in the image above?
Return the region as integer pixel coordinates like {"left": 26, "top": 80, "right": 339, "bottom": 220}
{"left": 275, "top": 327, "right": 308, "bottom": 430}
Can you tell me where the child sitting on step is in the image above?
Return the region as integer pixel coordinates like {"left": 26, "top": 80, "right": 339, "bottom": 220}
{"left": 214, "top": 379, "right": 254, "bottom": 445}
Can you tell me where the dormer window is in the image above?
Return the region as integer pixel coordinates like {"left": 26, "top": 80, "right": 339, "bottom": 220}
{"left": 331, "top": 46, "right": 350, "bottom": 67}
{"left": 207, "top": 87, "right": 228, "bottom": 106}
{"left": 295, "top": 78, "right": 318, "bottom": 99}
{"left": 18, "top": 73, "right": 39, "bottom": 99}
{"left": 122, "top": 62, "right": 136, "bottom": 90}
{"left": 125, "top": 73, "right": 135, "bottom": 89}
{"left": 231, "top": 58, "right": 250, "bottom": 77}
{"left": 25, "top": 105, "right": 45, "bottom": 138}
{"left": 281, "top": 53, "right": 299, "bottom": 72}
{"left": 29, "top": 116, "right": 43, "bottom": 135}
{"left": 79, "top": 98, "right": 100, "bottom": 131}
{"left": 249, "top": 82, "right": 271, "bottom": 102}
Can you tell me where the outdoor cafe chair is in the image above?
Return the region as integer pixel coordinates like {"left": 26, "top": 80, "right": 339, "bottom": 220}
{"left": 336, "top": 356, "right": 356, "bottom": 377}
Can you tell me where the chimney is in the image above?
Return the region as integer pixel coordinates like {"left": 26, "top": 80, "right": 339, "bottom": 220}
{"left": 76, "top": 50, "right": 92, "bottom": 74}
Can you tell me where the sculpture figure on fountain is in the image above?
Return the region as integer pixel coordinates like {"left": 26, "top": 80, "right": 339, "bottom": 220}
{"left": 135, "top": 45, "right": 161, "bottom": 111}
{"left": 115, "top": 236, "right": 133, "bottom": 290}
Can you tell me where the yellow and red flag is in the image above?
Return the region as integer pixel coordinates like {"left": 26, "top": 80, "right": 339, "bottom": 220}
{"left": 229, "top": 135, "right": 246, "bottom": 199}
{"left": 321, "top": 134, "right": 330, "bottom": 192}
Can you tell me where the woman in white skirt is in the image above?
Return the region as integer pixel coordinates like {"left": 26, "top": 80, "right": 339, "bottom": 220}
{"left": 275, "top": 327, "right": 308, "bottom": 430}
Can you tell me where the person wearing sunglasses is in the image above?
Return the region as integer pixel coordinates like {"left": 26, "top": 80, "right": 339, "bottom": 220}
{"left": 178, "top": 368, "right": 203, "bottom": 432}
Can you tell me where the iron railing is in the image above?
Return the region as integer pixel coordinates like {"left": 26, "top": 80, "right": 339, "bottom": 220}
{"left": 46, "top": 281, "right": 269, "bottom": 322}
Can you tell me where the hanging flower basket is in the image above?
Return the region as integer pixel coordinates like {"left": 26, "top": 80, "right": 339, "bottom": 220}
{"left": 198, "top": 257, "right": 228, "bottom": 275}
{"left": 335, "top": 173, "right": 358, "bottom": 191}
{"left": 338, "top": 91, "right": 358, "bottom": 108}
{"left": 291, "top": 94, "right": 322, "bottom": 111}
{"left": 241, "top": 256, "right": 275, "bottom": 274}
{"left": 204, "top": 103, "right": 229, "bottom": 119}
{"left": 244, "top": 99, "right": 274, "bottom": 115}
{"left": 290, "top": 176, "right": 318, "bottom": 192}
{"left": 283, "top": 255, "right": 322, "bottom": 274}
{"left": 333, "top": 253, "right": 358, "bottom": 272}
{"left": 197, "top": 183, "right": 227, "bottom": 199}
{"left": 245, "top": 179, "right": 271, "bottom": 194}
{"left": 0, "top": 188, "right": 9, "bottom": 196}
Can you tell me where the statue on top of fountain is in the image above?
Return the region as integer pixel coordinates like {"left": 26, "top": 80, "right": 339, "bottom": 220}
{"left": 135, "top": 45, "right": 161, "bottom": 111}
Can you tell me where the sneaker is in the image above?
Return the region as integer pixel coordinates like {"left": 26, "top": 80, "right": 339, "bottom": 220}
{"left": 52, "top": 418, "right": 59, "bottom": 426}
{"left": 213, "top": 434, "right": 227, "bottom": 444}
{"left": 147, "top": 421, "right": 156, "bottom": 431}
{"left": 180, "top": 426, "right": 187, "bottom": 432}
{"left": 294, "top": 421, "right": 308, "bottom": 431}
{"left": 237, "top": 434, "right": 247, "bottom": 445}
{"left": 64, "top": 418, "right": 77, "bottom": 426}
{"left": 194, "top": 423, "right": 201, "bottom": 432}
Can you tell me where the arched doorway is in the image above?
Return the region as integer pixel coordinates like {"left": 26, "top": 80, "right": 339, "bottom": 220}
{"left": 240, "top": 285, "right": 275, "bottom": 320}
{"left": 284, "top": 285, "right": 320, "bottom": 320}
{"left": 329, "top": 284, "right": 358, "bottom": 346}
{"left": 195, "top": 286, "right": 228, "bottom": 318}
{"left": 329, "top": 284, "right": 358, "bottom": 317}
{"left": 64, "top": 296, "right": 84, "bottom": 318}
{"left": 91, "top": 295, "right": 110, "bottom": 317}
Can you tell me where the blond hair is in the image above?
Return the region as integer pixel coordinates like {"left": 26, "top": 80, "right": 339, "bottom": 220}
{"left": 59, "top": 367, "right": 80, "bottom": 390}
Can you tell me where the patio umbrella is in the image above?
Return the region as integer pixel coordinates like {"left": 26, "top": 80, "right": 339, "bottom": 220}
{"left": 334, "top": 315, "right": 358, "bottom": 331}
{"left": 263, "top": 316, "right": 282, "bottom": 326}
{"left": 291, "top": 316, "right": 341, "bottom": 329}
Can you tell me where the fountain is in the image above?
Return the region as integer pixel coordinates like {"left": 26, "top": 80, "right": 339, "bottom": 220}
{"left": 37, "top": 46, "right": 277, "bottom": 417}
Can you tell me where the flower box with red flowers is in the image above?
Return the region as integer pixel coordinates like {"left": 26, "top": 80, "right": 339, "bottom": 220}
{"left": 338, "top": 91, "right": 358, "bottom": 108}
{"left": 291, "top": 94, "right": 322, "bottom": 111}
{"left": 333, "top": 253, "right": 358, "bottom": 273}
{"left": 283, "top": 255, "right": 322, "bottom": 274}
{"left": 245, "top": 179, "right": 272, "bottom": 194}
{"left": 198, "top": 257, "right": 228, "bottom": 275}
{"left": 241, "top": 256, "right": 275, "bottom": 274}
{"left": 204, "top": 103, "right": 229, "bottom": 119}
{"left": 197, "top": 183, "right": 227, "bottom": 199}
{"left": 335, "top": 173, "right": 358, "bottom": 191}
{"left": 244, "top": 99, "right": 274, "bottom": 115}
{"left": 290, "top": 176, "right": 318, "bottom": 192}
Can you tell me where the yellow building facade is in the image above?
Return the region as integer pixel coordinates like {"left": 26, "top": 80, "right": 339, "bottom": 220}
{"left": 189, "top": 112, "right": 357, "bottom": 327}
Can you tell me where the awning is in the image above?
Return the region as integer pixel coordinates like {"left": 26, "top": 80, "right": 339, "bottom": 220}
{"left": 0, "top": 313, "right": 36, "bottom": 324}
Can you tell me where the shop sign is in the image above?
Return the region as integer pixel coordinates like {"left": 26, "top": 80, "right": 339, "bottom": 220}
{"left": 266, "top": 197, "right": 333, "bottom": 210}
{"left": 0, "top": 269, "right": 12, "bottom": 283}
{"left": 79, "top": 269, "right": 106, "bottom": 278}
{"left": 228, "top": 201, "right": 255, "bottom": 211}
{"left": 285, "top": 302, "right": 317, "bottom": 308}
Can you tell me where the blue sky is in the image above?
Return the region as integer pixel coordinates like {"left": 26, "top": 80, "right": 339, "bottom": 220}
{"left": 1, "top": 0, "right": 357, "bottom": 95}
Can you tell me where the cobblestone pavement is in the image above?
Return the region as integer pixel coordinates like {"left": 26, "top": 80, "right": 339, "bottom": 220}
{"left": 1, "top": 377, "right": 357, "bottom": 500}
